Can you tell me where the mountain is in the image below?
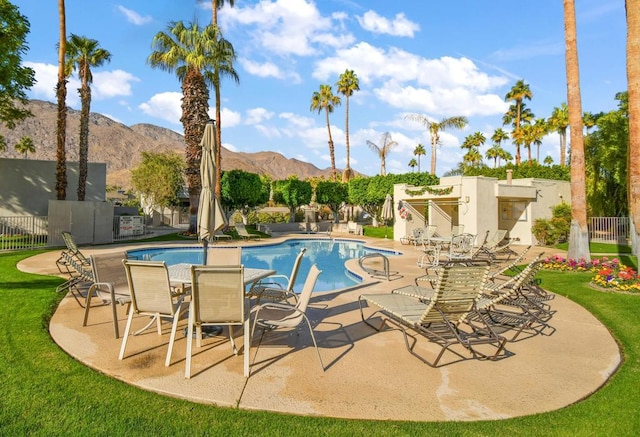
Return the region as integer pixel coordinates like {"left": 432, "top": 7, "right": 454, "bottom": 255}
{"left": 0, "top": 100, "right": 342, "bottom": 189}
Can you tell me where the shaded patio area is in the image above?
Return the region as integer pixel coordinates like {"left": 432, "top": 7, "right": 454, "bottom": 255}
{"left": 20, "top": 236, "right": 620, "bottom": 421}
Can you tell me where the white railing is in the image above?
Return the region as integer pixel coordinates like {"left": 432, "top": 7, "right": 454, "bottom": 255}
{"left": 588, "top": 217, "right": 630, "bottom": 243}
{"left": 0, "top": 216, "right": 48, "bottom": 251}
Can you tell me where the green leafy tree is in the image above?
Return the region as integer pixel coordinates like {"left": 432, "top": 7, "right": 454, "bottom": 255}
{"left": 220, "top": 169, "right": 268, "bottom": 222}
{"left": 64, "top": 34, "right": 111, "bottom": 201}
{"left": 336, "top": 69, "right": 359, "bottom": 182}
{"left": 148, "top": 21, "right": 238, "bottom": 233}
{"left": 405, "top": 114, "right": 468, "bottom": 175}
{"left": 0, "top": 1, "right": 35, "bottom": 152}
{"left": 14, "top": 136, "right": 35, "bottom": 158}
{"left": 413, "top": 143, "right": 426, "bottom": 172}
{"left": 131, "top": 151, "right": 185, "bottom": 224}
{"left": 272, "top": 177, "right": 312, "bottom": 223}
{"left": 544, "top": 155, "right": 554, "bottom": 166}
{"left": 348, "top": 176, "right": 392, "bottom": 226}
{"left": 366, "top": 132, "right": 397, "bottom": 176}
{"left": 310, "top": 84, "right": 341, "bottom": 181}
{"left": 315, "top": 180, "right": 348, "bottom": 223}
{"left": 408, "top": 158, "right": 418, "bottom": 172}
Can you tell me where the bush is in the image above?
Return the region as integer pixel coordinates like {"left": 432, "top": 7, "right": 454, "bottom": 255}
{"left": 532, "top": 202, "right": 572, "bottom": 245}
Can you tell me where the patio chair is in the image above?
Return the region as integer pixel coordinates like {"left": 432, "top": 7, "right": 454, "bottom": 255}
{"left": 443, "top": 233, "right": 478, "bottom": 262}
{"left": 120, "top": 260, "right": 189, "bottom": 367}
{"left": 488, "top": 245, "right": 533, "bottom": 281}
{"left": 359, "top": 260, "right": 506, "bottom": 367}
{"left": 250, "top": 264, "right": 324, "bottom": 371}
{"left": 60, "top": 231, "right": 90, "bottom": 267}
{"left": 185, "top": 265, "right": 248, "bottom": 378}
{"left": 235, "top": 223, "right": 260, "bottom": 241}
{"left": 213, "top": 230, "right": 233, "bottom": 243}
{"left": 207, "top": 247, "right": 241, "bottom": 266}
{"left": 55, "top": 250, "right": 95, "bottom": 307}
{"left": 246, "top": 248, "right": 306, "bottom": 304}
{"left": 83, "top": 252, "right": 132, "bottom": 338}
{"left": 347, "top": 221, "right": 362, "bottom": 235}
{"left": 451, "top": 224, "right": 464, "bottom": 237}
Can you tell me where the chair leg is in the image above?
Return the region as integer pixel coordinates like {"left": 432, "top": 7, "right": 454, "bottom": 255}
{"left": 166, "top": 303, "right": 187, "bottom": 367}
{"left": 118, "top": 310, "right": 135, "bottom": 360}
{"left": 302, "top": 314, "right": 324, "bottom": 371}
{"left": 228, "top": 326, "right": 238, "bottom": 355}
{"left": 185, "top": 303, "right": 195, "bottom": 378}
{"left": 82, "top": 284, "right": 97, "bottom": 327}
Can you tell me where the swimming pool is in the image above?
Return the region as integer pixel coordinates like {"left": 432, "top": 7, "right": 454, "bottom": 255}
{"left": 127, "top": 238, "right": 400, "bottom": 292}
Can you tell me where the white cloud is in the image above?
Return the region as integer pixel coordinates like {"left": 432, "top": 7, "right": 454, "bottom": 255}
{"left": 356, "top": 10, "right": 420, "bottom": 37}
{"left": 239, "top": 58, "right": 301, "bottom": 82}
{"left": 116, "top": 5, "right": 152, "bottom": 25}
{"left": 138, "top": 92, "right": 182, "bottom": 124}
{"left": 245, "top": 107, "right": 274, "bottom": 124}
{"left": 24, "top": 62, "right": 80, "bottom": 106}
{"left": 490, "top": 40, "right": 564, "bottom": 62}
{"left": 92, "top": 70, "right": 140, "bottom": 99}
{"left": 219, "top": 107, "right": 242, "bottom": 128}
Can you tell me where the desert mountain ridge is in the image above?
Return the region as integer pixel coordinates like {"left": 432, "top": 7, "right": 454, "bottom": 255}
{"left": 0, "top": 100, "right": 354, "bottom": 189}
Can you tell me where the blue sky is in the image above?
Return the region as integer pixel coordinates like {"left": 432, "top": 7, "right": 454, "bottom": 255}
{"left": 16, "top": 0, "right": 627, "bottom": 177}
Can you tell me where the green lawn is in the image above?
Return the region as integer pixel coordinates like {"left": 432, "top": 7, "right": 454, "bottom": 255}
{"left": 1, "top": 249, "right": 639, "bottom": 435}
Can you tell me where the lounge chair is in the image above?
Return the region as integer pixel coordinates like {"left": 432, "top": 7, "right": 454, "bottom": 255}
{"left": 213, "top": 230, "right": 233, "bottom": 242}
{"left": 235, "top": 223, "right": 260, "bottom": 241}
{"left": 185, "top": 265, "right": 248, "bottom": 378}
{"left": 250, "top": 264, "right": 324, "bottom": 371}
{"left": 56, "top": 231, "right": 90, "bottom": 276}
{"left": 246, "top": 248, "right": 306, "bottom": 304}
{"left": 55, "top": 250, "right": 95, "bottom": 307}
{"left": 347, "top": 221, "right": 362, "bottom": 235}
{"left": 120, "top": 260, "right": 189, "bottom": 367}
{"left": 359, "top": 260, "right": 506, "bottom": 367}
{"left": 83, "top": 252, "right": 132, "bottom": 338}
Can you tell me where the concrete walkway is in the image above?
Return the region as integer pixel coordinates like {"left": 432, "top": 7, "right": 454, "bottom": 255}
{"left": 19, "top": 235, "right": 621, "bottom": 421}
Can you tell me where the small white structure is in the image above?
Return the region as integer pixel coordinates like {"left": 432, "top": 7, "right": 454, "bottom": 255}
{"left": 393, "top": 174, "right": 571, "bottom": 245}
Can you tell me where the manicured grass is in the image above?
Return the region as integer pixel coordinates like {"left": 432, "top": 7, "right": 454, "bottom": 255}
{"left": 362, "top": 225, "right": 393, "bottom": 239}
{"left": 555, "top": 241, "right": 632, "bottom": 254}
{"left": 1, "top": 250, "right": 639, "bottom": 435}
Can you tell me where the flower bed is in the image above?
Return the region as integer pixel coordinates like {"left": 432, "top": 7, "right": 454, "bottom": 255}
{"left": 542, "top": 255, "right": 640, "bottom": 293}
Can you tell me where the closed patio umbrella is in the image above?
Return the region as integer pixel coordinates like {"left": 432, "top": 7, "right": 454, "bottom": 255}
{"left": 381, "top": 193, "right": 394, "bottom": 224}
{"left": 198, "top": 120, "right": 227, "bottom": 264}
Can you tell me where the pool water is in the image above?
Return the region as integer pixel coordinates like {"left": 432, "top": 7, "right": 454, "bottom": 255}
{"left": 127, "top": 238, "right": 399, "bottom": 292}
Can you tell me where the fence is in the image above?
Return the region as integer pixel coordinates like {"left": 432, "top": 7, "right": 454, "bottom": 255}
{"left": 0, "top": 215, "right": 149, "bottom": 251}
{"left": 0, "top": 216, "right": 48, "bottom": 251}
{"left": 588, "top": 217, "right": 630, "bottom": 244}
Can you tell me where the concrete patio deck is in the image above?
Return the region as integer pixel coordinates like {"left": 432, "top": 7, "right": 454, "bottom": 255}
{"left": 19, "top": 235, "right": 621, "bottom": 422}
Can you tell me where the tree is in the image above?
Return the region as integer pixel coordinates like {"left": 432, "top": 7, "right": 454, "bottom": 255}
{"left": 64, "top": 34, "right": 111, "bottom": 201}
{"left": 564, "top": 0, "right": 590, "bottom": 262}
{"left": 336, "top": 69, "right": 359, "bottom": 182}
{"left": 582, "top": 111, "right": 597, "bottom": 135}
{"left": 315, "top": 180, "right": 348, "bottom": 223}
{"left": 148, "top": 21, "right": 238, "bottom": 233}
{"left": 0, "top": 1, "right": 35, "bottom": 151}
{"left": 14, "top": 136, "right": 35, "bottom": 158}
{"left": 628, "top": 0, "right": 640, "bottom": 258}
{"left": 489, "top": 127, "right": 510, "bottom": 167}
{"left": 408, "top": 158, "right": 418, "bottom": 172}
{"left": 485, "top": 144, "right": 502, "bottom": 168}
{"left": 461, "top": 132, "right": 485, "bottom": 169}
{"left": 413, "top": 143, "right": 426, "bottom": 172}
{"left": 348, "top": 175, "right": 393, "bottom": 226}
{"left": 56, "top": 0, "right": 67, "bottom": 200}
{"left": 504, "top": 80, "right": 533, "bottom": 165}
{"left": 405, "top": 114, "right": 468, "bottom": 175}
{"left": 544, "top": 155, "right": 554, "bottom": 166}
{"left": 532, "top": 117, "right": 549, "bottom": 162}
{"left": 272, "top": 177, "right": 312, "bottom": 222}
{"left": 220, "top": 169, "right": 267, "bottom": 222}
{"left": 131, "top": 151, "right": 185, "bottom": 224}
{"left": 310, "top": 84, "right": 341, "bottom": 181}
{"left": 208, "top": 0, "right": 235, "bottom": 28}
{"left": 548, "top": 103, "right": 569, "bottom": 166}
{"left": 366, "top": 132, "right": 397, "bottom": 176}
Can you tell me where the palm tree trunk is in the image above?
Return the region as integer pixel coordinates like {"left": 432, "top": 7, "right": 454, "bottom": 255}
{"left": 325, "top": 108, "right": 336, "bottom": 181}
{"left": 55, "top": 0, "right": 67, "bottom": 200}
{"left": 627, "top": 0, "right": 640, "bottom": 257}
{"left": 564, "top": 0, "right": 590, "bottom": 262}
{"left": 77, "top": 84, "right": 90, "bottom": 201}
{"left": 430, "top": 136, "right": 437, "bottom": 175}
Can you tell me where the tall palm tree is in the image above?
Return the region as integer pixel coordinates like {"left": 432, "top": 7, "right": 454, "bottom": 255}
{"left": 582, "top": 111, "right": 597, "bottom": 135}
{"left": 149, "top": 21, "right": 238, "bottom": 233}
{"left": 405, "top": 114, "right": 468, "bottom": 175}
{"left": 14, "top": 136, "right": 35, "bottom": 158}
{"left": 208, "top": 0, "right": 236, "bottom": 198}
{"left": 564, "top": 0, "right": 590, "bottom": 262}
{"left": 485, "top": 144, "right": 502, "bottom": 168}
{"left": 548, "top": 103, "right": 569, "bottom": 166}
{"left": 310, "top": 84, "right": 341, "bottom": 180}
{"left": 532, "top": 117, "right": 549, "bottom": 162}
{"left": 491, "top": 127, "right": 509, "bottom": 148}
{"left": 504, "top": 79, "right": 533, "bottom": 165}
{"left": 65, "top": 34, "right": 111, "bottom": 201}
{"left": 413, "top": 143, "right": 426, "bottom": 172}
{"left": 627, "top": 0, "right": 640, "bottom": 258}
{"left": 55, "top": 0, "right": 67, "bottom": 200}
{"left": 366, "top": 132, "right": 397, "bottom": 176}
{"left": 336, "top": 69, "right": 359, "bottom": 182}
{"left": 408, "top": 158, "right": 418, "bottom": 172}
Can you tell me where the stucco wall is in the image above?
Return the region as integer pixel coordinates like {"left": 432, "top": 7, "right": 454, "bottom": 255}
{"left": 0, "top": 158, "right": 106, "bottom": 216}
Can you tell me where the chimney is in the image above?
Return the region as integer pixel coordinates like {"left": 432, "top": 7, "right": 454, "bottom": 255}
{"left": 506, "top": 169, "right": 513, "bottom": 185}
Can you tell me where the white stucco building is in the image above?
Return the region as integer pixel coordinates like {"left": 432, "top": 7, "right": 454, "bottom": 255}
{"left": 393, "top": 174, "right": 571, "bottom": 246}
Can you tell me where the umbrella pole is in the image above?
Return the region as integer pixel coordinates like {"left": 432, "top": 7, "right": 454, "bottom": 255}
{"left": 202, "top": 238, "right": 209, "bottom": 264}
